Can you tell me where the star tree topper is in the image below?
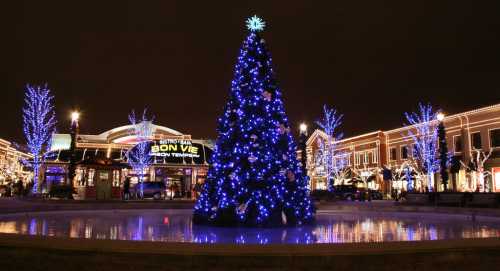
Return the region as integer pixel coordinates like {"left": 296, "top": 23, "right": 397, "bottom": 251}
{"left": 246, "top": 15, "right": 266, "bottom": 32}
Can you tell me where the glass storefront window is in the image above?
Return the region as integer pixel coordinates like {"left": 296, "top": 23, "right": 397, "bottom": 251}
{"left": 46, "top": 166, "right": 65, "bottom": 174}
{"left": 46, "top": 175, "right": 64, "bottom": 186}
{"left": 75, "top": 169, "right": 84, "bottom": 187}
{"left": 87, "top": 169, "right": 95, "bottom": 186}
{"left": 315, "top": 178, "right": 327, "bottom": 190}
{"left": 44, "top": 166, "right": 66, "bottom": 191}
{"left": 112, "top": 170, "right": 120, "bottom": 187}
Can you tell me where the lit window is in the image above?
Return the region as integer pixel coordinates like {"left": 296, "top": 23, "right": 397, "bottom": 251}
{"left": 112, "top": 170, "right": 120, "bottom": 187}
{"left": 87, "top": 169, "right": 95, "bottom": 186}
{"left": 354, "top": 153, "right": 361, "bottom": 165}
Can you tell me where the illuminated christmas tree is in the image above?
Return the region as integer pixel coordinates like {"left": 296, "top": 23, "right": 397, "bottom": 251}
{"left": 193, "top": 16, "right": 315, "bottom": 227}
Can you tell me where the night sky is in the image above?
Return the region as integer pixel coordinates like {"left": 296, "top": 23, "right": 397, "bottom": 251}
{"left": 3, "top": 1, "right": 500, "bottom": 143}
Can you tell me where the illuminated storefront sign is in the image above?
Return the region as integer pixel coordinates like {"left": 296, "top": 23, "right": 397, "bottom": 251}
{"left": 150, "top": 139, "right": 201, "bottom": 158}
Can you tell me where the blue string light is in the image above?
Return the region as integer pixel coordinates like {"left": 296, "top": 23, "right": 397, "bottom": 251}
{"left": 23, "top": 84, "right": 57, "bottom": 193}
{"left": 126, "top": 109, "right": 154, "bottom": 197}
{"left": 193, "top": 18, "right": 315, "bottom": 227}
{"left": 404, "top": 103, "right": 440, "bottom": 192}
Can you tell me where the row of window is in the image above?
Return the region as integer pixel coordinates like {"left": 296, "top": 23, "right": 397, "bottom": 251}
{"left": 313, "top": 149, "right": 378, "bottom": 170}
{"left": 455, "top": 129, "right": 500, "bottom": 153}
{"left": 389, "top": 128, "right": 500, "bottom": 161}
{"left": 354, "top": 150, "right": 378, "bottom": 166}
{"left": 389, "top": 146, "right": 410, "bottom": 161}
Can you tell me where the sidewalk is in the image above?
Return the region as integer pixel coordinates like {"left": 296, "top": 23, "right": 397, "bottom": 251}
{"left": 0, "top": 197, "right": 195, "bottom": 214}
{"left": 2, "top": 197, "right": 500, "bottom": 218}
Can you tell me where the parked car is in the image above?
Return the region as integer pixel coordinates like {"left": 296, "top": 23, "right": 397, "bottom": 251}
{"left": 331, "top": 185, "right": 383, "bottom": 201}
{"left": 332, "top": 185, "right": 359, "bottom": 200}
{"left": 131, "top": 182, "right": 166, "bottom": 200}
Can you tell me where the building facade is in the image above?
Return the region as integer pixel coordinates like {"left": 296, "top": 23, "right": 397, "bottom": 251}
{"left": 43, "top": 123, "right": 213, "bottom": 200}
{"left": 306, "top": 131, "right": 388, "bottom": 192}
{"left": 306, "top": 103, "right": 500, "bottom": 194}
{"left": 0, "top": 138, "right": 32, "bottom": 186}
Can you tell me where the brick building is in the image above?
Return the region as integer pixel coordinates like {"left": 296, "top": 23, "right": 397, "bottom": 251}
{"left": 0, "top": 138, "right": 32, "bottom": 186}
{"left": 306, "top": 103, "right": 500, "bottom": 194}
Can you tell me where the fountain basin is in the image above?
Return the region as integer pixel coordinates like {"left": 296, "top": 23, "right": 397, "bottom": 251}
{"left": 1, "top": 207, "right": 500, "bottom": 270}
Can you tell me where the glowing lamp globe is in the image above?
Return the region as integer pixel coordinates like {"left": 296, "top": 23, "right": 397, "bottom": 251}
{"left": 299, "top": 123, "right": 308, "bottom": 133}
{"left": 436, "top": 112, "right": 445, "bottom": 122}
{"left": 71, "top": 111, "right": 80, "bottom": 123}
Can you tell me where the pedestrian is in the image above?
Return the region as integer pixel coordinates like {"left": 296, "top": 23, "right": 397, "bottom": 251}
{"left": 123, "top": 176, "right": 131, "bottom": 200}
{"left": 172, "top": 182, "right": 179, "bottom": 200}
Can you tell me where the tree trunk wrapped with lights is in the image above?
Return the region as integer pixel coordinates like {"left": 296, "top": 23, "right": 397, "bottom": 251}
{"left": 126, "top": 109, "right": 154, "bottom": 198}
{"left": 404, "top": 103, "right": 440, "bottom": 192}
{"left": 193, "top": 16, "right": 315, "bottom": 227}
{"left": 23, "top": 84, "right": 57, "bottom": 194}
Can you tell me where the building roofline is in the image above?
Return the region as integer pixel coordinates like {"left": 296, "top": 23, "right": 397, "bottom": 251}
{"left": 335, "top": 130, "right": 383, "bottom": 144}
{"left": 306, "top": 129, "right": 328, "bottom": 146}
{"left": 384, "top": 103, "right": 500, "bottom": 135}
{"left": 308, "top": 103, "right": 500, "bottom": 143}
{"left": 97, "top": 123, "right": 184, "bottom": 138}
{"left": 0, "top": 138, "right": 11, "bottom": 145}
{"left": 53, "top": 123, "right": 186, "bottom": 142}
{"left": 307, "top": 129, "right": 383, "bottom": 146}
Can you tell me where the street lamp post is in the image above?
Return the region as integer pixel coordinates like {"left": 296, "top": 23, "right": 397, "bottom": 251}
{"left": 437, "top": 112, "right": 449, "bottom": 191}
{"left": 68, "top": 111, "right": 80, "bottom": 193}
{"left": 298, "top": 123, "right": 308, "bottom": 176}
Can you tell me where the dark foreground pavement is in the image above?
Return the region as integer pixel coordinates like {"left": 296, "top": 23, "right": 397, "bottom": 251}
{"left": 1, "top": 232, "right": 500, "bottom": 271}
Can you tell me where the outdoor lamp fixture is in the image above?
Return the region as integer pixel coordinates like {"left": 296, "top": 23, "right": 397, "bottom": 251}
{"left": 71, "top": 111, "right": 80, "bottom": 123}
{"left": 299, "top": 123, "right": 308, "bottom": 134}
{"left": 436, "top": 112, "right": 445, "bottom": 122}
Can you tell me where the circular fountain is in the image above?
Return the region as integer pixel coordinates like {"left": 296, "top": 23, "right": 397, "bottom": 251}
{"left": 1, "top": 207, "right": 500, "bottom": 270}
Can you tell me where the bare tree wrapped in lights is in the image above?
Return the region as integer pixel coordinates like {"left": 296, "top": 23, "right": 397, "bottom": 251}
{"left": 316, "top": 105, "right": 344, "bottom": 190}
{"left": 351, "top": 165, "right": 379, "bottom": 190}
{"left": 126, "top": 109, "right": 154, "bottom": 198}
{"left": 391, "top": 160, "right": 422, "bottom": 192}
{"left": 404, "top": 103, "right": 440, "bottom": 192}
{"left": 460, "top": 149, "right": 493, "bottom": 192}
{"left": 22, "top": 84, "right": 57, "bottom": 193}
